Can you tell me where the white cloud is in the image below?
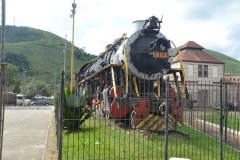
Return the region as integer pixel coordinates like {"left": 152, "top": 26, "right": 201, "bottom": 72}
{"left": 5, "top": 0, "right": 240, "bottom": 60}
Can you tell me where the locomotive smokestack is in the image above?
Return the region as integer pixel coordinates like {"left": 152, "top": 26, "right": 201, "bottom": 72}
{"left": 132, "top": 20, "right": 146, "bottom": 32}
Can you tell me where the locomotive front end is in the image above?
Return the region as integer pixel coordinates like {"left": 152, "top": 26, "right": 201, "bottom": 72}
{"left": 111, "top": 16, "right": 174, "bottom": 80}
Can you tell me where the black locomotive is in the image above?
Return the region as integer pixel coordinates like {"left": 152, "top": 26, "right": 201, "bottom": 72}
{"left": 77, "top": 16, "right": 187, "bottom": 130}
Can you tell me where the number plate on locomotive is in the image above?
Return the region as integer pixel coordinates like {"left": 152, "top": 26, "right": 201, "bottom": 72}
{"left": 153, "top": 52, "right": 169, "bottom": 58}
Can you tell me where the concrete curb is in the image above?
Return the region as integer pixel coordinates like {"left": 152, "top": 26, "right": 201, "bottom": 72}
{"left": 5, "top": 106, "right": 54, "bottom": 110}
{"left": 197, "top": 118, "right": 240, "bottom": 136}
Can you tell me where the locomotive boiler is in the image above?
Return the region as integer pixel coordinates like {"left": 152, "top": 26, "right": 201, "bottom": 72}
{"left": 77, "top": 16, "right": 188, "bottom": 131}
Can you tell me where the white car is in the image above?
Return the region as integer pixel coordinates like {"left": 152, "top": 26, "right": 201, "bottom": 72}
{"left": 23, "top": 99, "right": 31, "bottom": 106}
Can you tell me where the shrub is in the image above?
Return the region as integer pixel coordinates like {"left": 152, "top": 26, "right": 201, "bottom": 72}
{"left": 63, "top": 87, "right": 95, "bottom": 131}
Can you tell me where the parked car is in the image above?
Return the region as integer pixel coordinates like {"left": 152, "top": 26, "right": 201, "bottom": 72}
{"left": 31, "top": 99, "right": 50, "bottom": 106}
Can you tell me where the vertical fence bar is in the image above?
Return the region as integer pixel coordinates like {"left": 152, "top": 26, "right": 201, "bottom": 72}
{"left": 224, "top": 81, "right": 228, "bottom": 144}
{"left": 204, "top": 92, "right": 206, "bottom": 133}
{"left": 0, "top": 0, "right": 5, "bottom": 159}
{"left": 164, "top": 76, "right": 169, "bottom": 160}
{"left": 58, "top": 69, "right": 64, "bottom": 160}
{"left": 219, "top": 78, "right": 223, "bottom": 160}
{"left": 56, "top": 83, "right": 60, "bottom": 148}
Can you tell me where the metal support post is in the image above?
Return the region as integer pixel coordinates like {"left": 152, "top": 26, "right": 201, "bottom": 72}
{"left": 219, "top": 78, "right": 223, "bottom": 160}
{"left": 164, "top": 76, "right": 169, "bottom": 160}
{"left": 58, "top": 69, "right": 64, "bottom": 160}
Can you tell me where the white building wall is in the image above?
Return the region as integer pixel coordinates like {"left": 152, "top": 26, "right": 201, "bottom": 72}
{"left": 181, "top": 62, "right": 224, "bottom": 82}
{"left": 171, "top": 61, "right": 225, "bottom": 108}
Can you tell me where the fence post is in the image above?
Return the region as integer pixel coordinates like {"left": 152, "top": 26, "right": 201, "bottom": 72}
{"left": 58, "top": 69, "right": 64, "bottom": 160}
{"left": 164, "top": 76, "right": 169, "bottom": 160}
{"left": 219, "top": 78, "right": 223, "bottom": 160}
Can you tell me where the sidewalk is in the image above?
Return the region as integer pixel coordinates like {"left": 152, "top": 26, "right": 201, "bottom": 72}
{"left": 2, "top": 108, "right": 54, "bottom": 160}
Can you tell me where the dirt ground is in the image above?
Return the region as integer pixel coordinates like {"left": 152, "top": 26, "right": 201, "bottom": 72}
{"left": 43, "top": 110, "right": 58, "bottom": 160}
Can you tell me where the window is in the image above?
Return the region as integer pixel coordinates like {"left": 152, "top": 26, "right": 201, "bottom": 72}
{"left": 213, "top": 66, "right": 218, "bottom": 78}
{"left": 188, "top": 64, "right": 193, "bottom": 77}
{"left": 198, "top": 65, "right": 202, "bottom": 77}
{"left": 204, "top": 65, "right": 208, "bottom": 77}
{"left": 198, "top": 65, "right": 208, "bottom": 77}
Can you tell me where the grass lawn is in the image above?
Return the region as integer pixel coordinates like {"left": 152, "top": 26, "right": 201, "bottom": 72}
{"left": 62, "top": 117, "right": 240, "bottom": 160}
{"left": 198, "top": 111, "right": 240, "bottom": 131}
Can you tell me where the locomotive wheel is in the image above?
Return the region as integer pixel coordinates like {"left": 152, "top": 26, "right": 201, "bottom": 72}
{"left": 130, "top": 111, "right": 136, "bottom": 129}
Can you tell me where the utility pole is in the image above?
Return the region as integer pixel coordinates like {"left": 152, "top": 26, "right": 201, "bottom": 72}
{"left": 22, "top": 68, "right": 26, "bottom": 94}
{"left": 70, "top": 0, "right": 76, "bottom": 93}
{"left": 0, "top": 0, "right": 6, "bottom": 159}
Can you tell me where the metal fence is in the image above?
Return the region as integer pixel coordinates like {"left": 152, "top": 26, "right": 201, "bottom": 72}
{"left": 56, "top": 73, "right": 240, "bottom": 160}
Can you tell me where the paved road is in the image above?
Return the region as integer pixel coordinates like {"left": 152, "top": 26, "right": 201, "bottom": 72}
{"left": 2, "top": 107, "right": 53, "bottom": 160}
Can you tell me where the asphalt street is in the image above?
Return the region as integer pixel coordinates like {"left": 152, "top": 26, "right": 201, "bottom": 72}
{"left": 2, "top": 107, "right": 53, "bottom": 160}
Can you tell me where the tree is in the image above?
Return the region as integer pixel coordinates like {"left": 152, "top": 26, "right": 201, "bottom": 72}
{"left": 7, "top": 63, "right": 19, "bottom": 85}
{"left": 13, "top": 85, "right": 21, "bottom": 94}
{"left": 5, "top": 52, "right": 29, "bottom": 70}
{"left": 24, "top": 79, "right": 52, "bottom": 99}
{"left": 7, "top": 63, "right": 21, "bottom": 93}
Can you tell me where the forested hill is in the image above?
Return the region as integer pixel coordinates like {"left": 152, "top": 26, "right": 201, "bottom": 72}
{"left": 2, "top": 25, "right": 96, "bottom": 81}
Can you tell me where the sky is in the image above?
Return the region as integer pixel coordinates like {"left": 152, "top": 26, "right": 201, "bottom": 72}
{"left": 5, "top": 0, "right": 240, "bottom": 60}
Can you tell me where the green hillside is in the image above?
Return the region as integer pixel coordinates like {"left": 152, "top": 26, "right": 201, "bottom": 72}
{"left": 3, "top": 25, "right": 239, "bottom": 85}
{"left": 3, "top": 25, "right": 95, "bottom": 83}
{"left": 204, "top": 49, "right": 240, "bottom": 75}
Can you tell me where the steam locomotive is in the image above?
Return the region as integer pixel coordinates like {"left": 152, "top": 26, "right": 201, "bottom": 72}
{"left": 77, "top": 16, "right": 188, "bottom": 131}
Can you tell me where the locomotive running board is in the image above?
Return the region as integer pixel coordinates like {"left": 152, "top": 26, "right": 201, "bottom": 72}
{"left": 136, "top": 114, "right": 181, "bottom": 131}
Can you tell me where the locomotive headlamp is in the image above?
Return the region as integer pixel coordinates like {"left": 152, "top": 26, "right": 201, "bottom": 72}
{"left": 148, "top": 38, "right": 170, "bottom": 59}
{"left": 156, "top": 38, "right": 169, "bottom": 51}
{"left": 159, "top": 44, "right": 166, "bottom": 51}
{"left": 149, "top": 38, "right": 170, "bottom": 53}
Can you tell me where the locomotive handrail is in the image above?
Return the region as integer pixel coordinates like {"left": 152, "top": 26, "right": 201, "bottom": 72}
{"left": 170, "top": 40, "right": 187, "bottom": 98}
{"left": 111, "top": 66, "right": 117, "bottom": 98}
{"left": 133, "top": 77, "right": 139, "bottom": 96}
{"left": 170, "top": 40, "right": 179, "bottom": 57}
{"left": 157, "top": 78, "right": 161, "bottom": 97}
{"left": 84, "top": 33, "right": 127, "bottom": 70}
{"left": 78, "top": 64, "right": 124, "bottom": 85}
{"left": 122, "top": 33, "right": 129, "bottom": 93}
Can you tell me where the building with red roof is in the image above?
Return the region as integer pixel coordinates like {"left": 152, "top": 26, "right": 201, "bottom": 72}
{"left": 170, "top": 41, "right": 228, "bottom": 108}
{"left": 172, "top": 41, "right": 225, "bottom": 82}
